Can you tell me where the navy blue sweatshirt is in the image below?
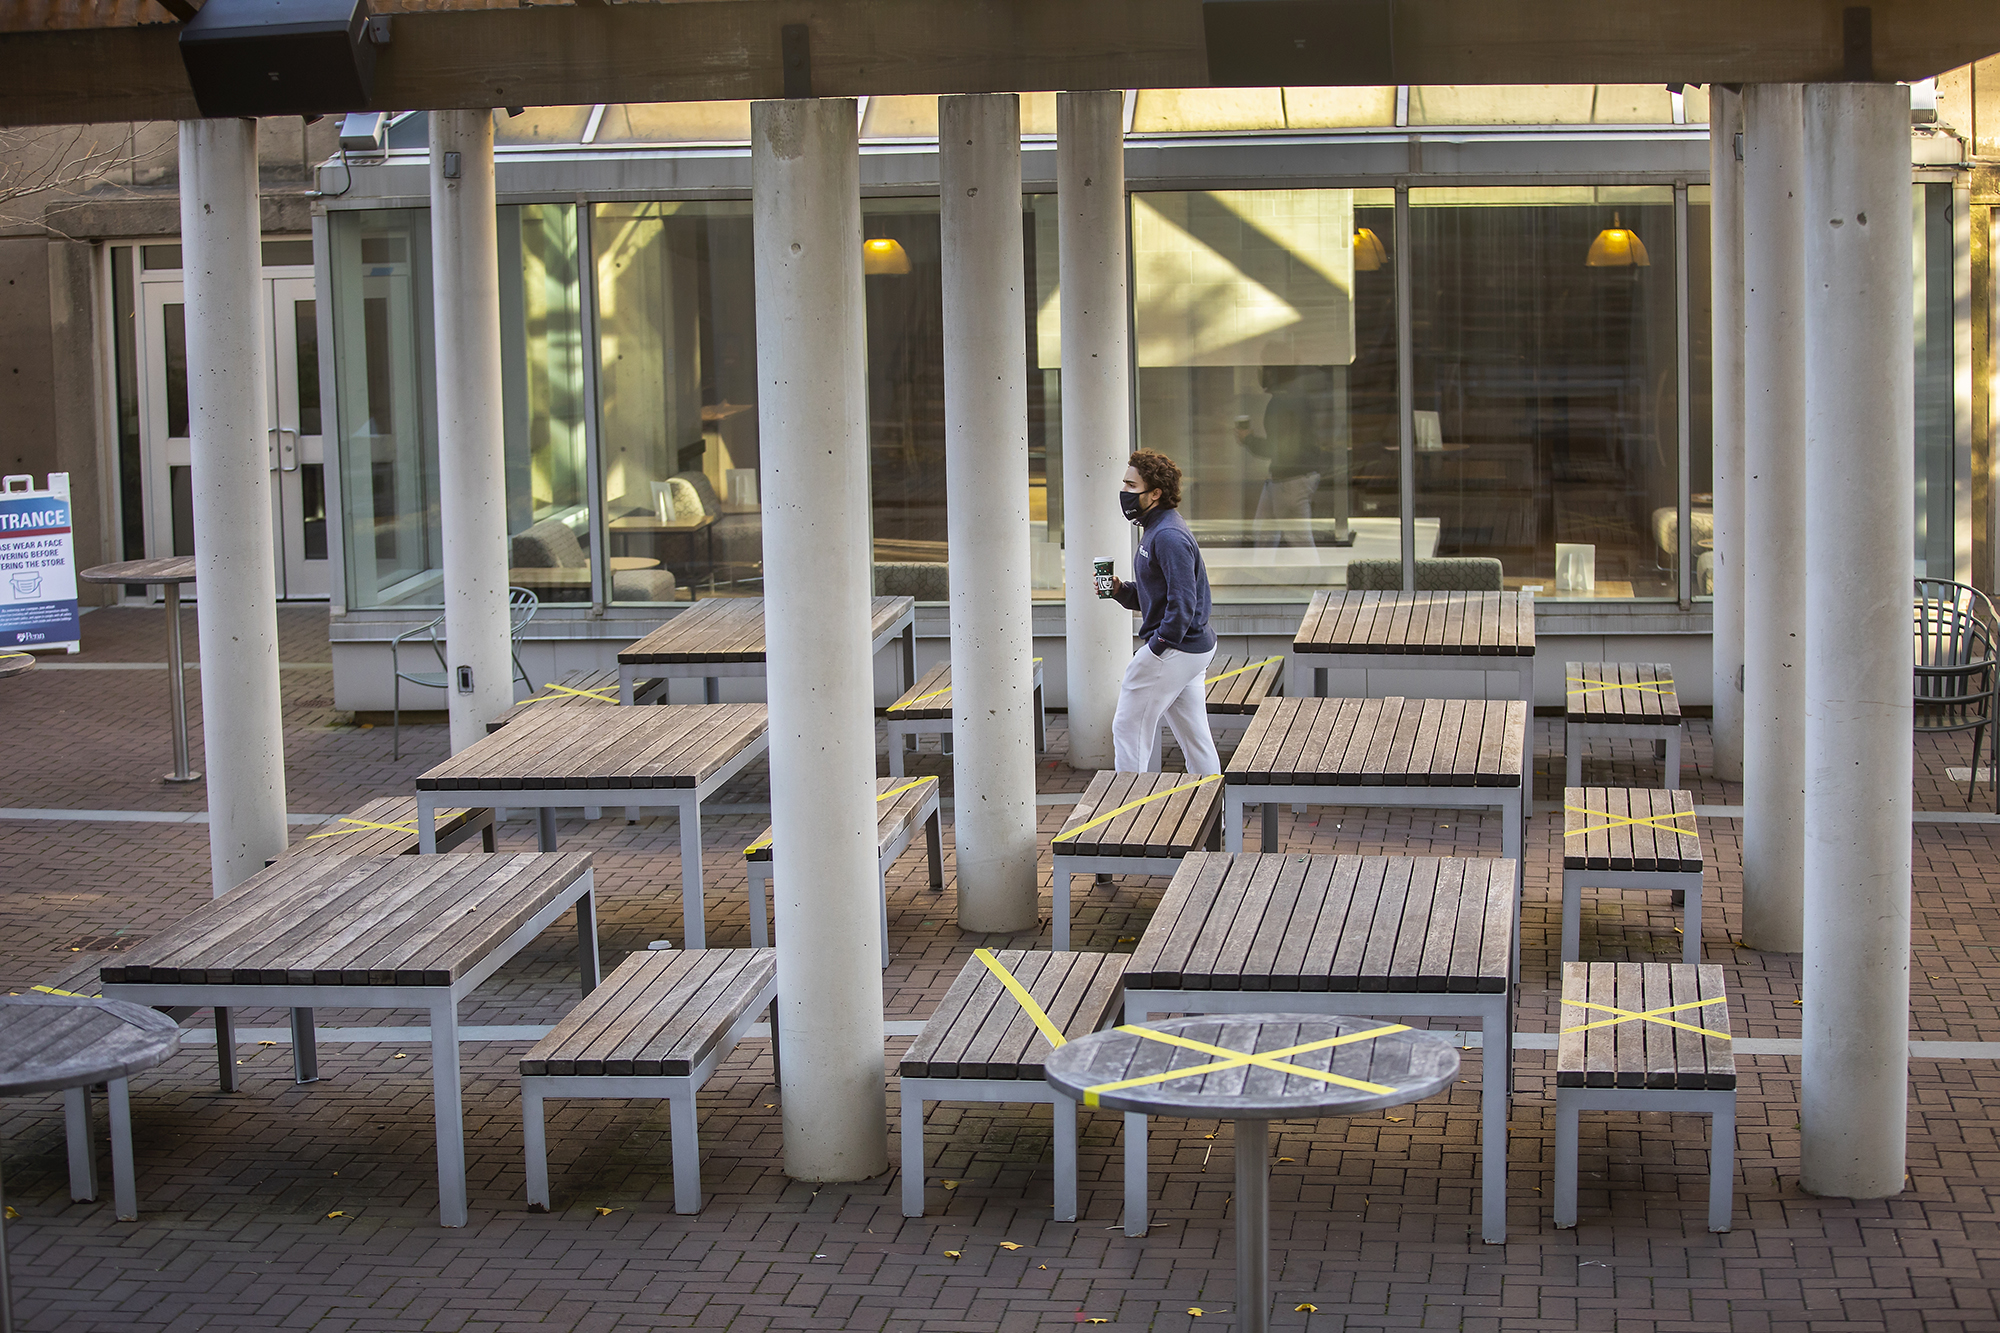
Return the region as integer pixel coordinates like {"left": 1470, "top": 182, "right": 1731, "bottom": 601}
{"left": 1110, "top": 506, "right": 1216, "bottom": 656}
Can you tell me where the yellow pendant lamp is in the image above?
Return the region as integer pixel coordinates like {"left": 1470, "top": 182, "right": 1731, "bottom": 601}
{"left": 1586, "top": 213, "right": 1650, "bottom": 268}
{"left": 862, "top": 237, "right": 912, "bottom": 275}
{"left": 1352, "top": 227, "right": 1387, "bottom": 272}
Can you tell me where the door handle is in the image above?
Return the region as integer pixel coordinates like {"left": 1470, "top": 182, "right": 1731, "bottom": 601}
{"left": 279, "top": 427, "right": 299, "bottom": 472}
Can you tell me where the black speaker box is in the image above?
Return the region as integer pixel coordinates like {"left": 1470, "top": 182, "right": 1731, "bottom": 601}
{"left": 179, "top": 0, "right": 378, "bottom": 119}
{"left": 1202, "top": 0, "right": 1396, "bottom": 87}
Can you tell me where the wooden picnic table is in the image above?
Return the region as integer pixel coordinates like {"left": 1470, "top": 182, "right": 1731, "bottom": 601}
{"left": 617, "top": 595, "right": 916, "bottom": 704}
{"left": 1120, "top": 851, "right": 1518, "bottom": 1243}
{"left": 1221, "top": 695, "right": 1526, "bottom": 875}
{"left": 1043, "top": 1014, "right": 1457, "bottom": 1333}
{"left": 101, "top": 851, "right": 600, "bottom": 1228}
{"left": 414, "top": 703, "right": 769, "bottom": 949}
{"left": 1291, "top": 590, "right": 1536, "bottom": 703}
{"left": 78, "top": 556, "right": 200, "bottom": 782}
{"left": 880, "top": 657, "right": 1047, "bottom": 776}
{"left": 1048, "top": 771, "right": 1223, "bottom": 950}
{"left": 1144, "top": 653, "right": 1285, "bottom": 771}
{"left": 0, "top": 995, "right": 184, "bottom": 1320}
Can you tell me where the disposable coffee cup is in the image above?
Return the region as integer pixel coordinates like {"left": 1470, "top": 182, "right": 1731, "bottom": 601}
{"left": 1092, "top": 557, "right": 1115, "bottom": 598}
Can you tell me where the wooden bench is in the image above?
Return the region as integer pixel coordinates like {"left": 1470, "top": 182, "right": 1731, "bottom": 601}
{"left": 880, "top": 658, "right": 1046, "bottom": 777}
{"left": 1562, "top": 787, "right": 1704, "bottom": 963}
{"left": 1565, "top": 662, "right": 1683, "bottom": 789}
{"left": 898, "top": 949, "right": 1125, "bottom": 1222}
{"left": 521, "top": 947, "right": 777, "bottom": 1214}
{"left": 743, "top": 775, "right": 941, "bottom": 966}
{"left": 1292, "top": 589, "right": 1536, "bottom": 705}
{"left": 1048, "top": 771, "right": 1222, "bottom": 951}
{"left": 1145, "top": 653, "right": 1285, "bottom": 771}
{"left": 488, "top": 668, "right": 666, "bottom": 732}
{"left": 1554, "top": 961, "right": 1736, "bottom": 1232}
{"left": 617, "top": 595, "right": 917, "bottom": 705}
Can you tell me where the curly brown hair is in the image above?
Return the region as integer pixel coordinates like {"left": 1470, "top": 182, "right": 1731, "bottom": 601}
{"left": 1127, "top": 449, "right": 1183, "bottom": 509}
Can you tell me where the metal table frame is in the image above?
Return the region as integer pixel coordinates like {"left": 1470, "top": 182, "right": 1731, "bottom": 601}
{"left": 77, "top": 559, "right": 199, "bottom": 783}
{"left": 619, "top": 600, "right": 916, "bottom": 705}
{"left": 1118, "top": 988, "right": 1513, "bottom": 1244}
{"left": 1305, "top": 652, "right": 1534, "bottom": 709}
{"left": 746, "top": 778, "right": 941, "bottom": 965}
{"left": 417, "top": 738, "right": 767, "bottom": 950}
{"left": 104, "top": 869, "right": 600, "bottom": 1228}
{"left": 1049, "top": 852, "right": 1190, "bottom": 953}
{"left": 885, "top": 656, "right": 1046, "bottom": 776}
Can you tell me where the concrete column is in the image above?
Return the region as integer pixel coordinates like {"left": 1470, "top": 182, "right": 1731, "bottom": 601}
{"left": 1738, "top": 83, "right": 1807, "bottom": 952}
{"left": 429, "top": 111, "right": 513, "bottom": 752}
{"left": 940, "top": 93, "right": 1040, "bottom": 933}
{"left": 751, "top": 98, "right": 888, "bottom": 1181}
{"left": 1799, "top": 80, "right": 1914, "bottom": 1200}
{"left": 178, "top": 118, "right": 288, "bottom": 896}
{"left": 1057, "top": 90, "right": 1132, "bottom": 772}
{"left": 1708, "top": 86, "right": 1747, "bottom": 783}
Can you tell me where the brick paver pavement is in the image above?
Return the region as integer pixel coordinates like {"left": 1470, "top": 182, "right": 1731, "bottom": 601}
{"left": 0, "top": 606, "right": 1996, "bottom": 1330}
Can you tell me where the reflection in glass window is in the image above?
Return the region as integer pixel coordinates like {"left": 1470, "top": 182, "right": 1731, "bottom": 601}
{"left": 499, "top": 204, "right": 589, "bottom": 601}
{"left": 590, "top": 201, "right": 757, "bottom": 603}
{"left": 1410, "top": 187, "right": 1680, "bottom": 599}
{"left": 1687, "top": 188, "right": 1714, "bottom": 597}
{"left": 1913, "top": 182, "right": 1960, "bottom": 579}
{"left": 1131, "top": 188, "right": 1400, "bottom": 600}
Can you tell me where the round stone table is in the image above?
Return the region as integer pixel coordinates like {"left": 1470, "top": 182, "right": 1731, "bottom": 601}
{"left": 78, "top": 557, "right": 199, "bottom": 782}
{"left": 0, "top": 996, "right": 181, "bottom": 1333}
{"left": 1044, "top": 1014, "right": 1459, "bottom": 1333}
{"left": 0, "top": 652, "right": 32, "bottom": 680}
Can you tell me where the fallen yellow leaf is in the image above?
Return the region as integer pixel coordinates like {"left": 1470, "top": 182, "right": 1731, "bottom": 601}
{"left": 1087, "top": 1321, "right": 1108, "bottom": 1325}
{"left": 1296, "top": 1305, "right": 1318, "bottom": 1313}
{"left": 942, "top": 1180, "right": 959, "bottom": 1189}
{"left": 258, "top": 1040, "right": 276, "bottom": 1046}
{"left": 1039, "top": 1264, "right": 1048, "bottom": 1270}
{"left": 595, "top": 1207, "right": 619, "bottom": 1217}
{"left": 325, "top": 1211, "right": 345, "bottom": 1219}
{"left": 1386, "top": 1117, "right": 1405, "bottom": 1123}
{"left": 393, "top": 1052, "right": 408, "bottom": 1059}
{"left": 944, "top": 1249, "right": 962, "bottom": 1259}
{"left": 3, "top": 1206, "right": 17, "bottom": 1220}
{"left": 1188, "top": 1309, "right": 1206, "bottom": 1317}
{"left": 999, "top": 1241, "right": 1022, "bottom": 1250}
{"left": 1204, "top": 1134, "right": 1216, "bottom": 1140}
{"left": 1277, "top": 1157, "right": 1295, "bottom": 1163}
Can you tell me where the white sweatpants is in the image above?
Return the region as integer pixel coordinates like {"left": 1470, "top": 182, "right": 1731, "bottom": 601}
{"left": 1112, "top": 644, "right": 1220, "bottom": 775}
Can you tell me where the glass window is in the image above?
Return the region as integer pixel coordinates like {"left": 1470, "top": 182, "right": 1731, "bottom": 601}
{"left": 1688, "top": 187, "right": 1714, "bottom": 599}
{"left": 591, "top": 201, "right": 757, "bottom": 603}
{"left": 1914, "top": 182, "right": 1960, "bottom": 579}
{"left": 1409, "top": 85, "right": 1676, "bottom": 126}
{"left": 499, "top": 204, "right": 590, "bottom": 600}
{"left": 109, "top": 246, "right": 145, "bottom": 566}
{"left": 594, "top": 103, "right": 754, "bottom": 145}
{"left": 1409, "top": 186, "right": 1681, "bottom": 599}
{"left": 1131, "top": 188, "right": 1400, "bottom": 600}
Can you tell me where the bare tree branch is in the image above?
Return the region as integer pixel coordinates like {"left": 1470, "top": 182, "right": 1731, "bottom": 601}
{"left": 0, "top": 125, "right": 153, "bottom": 238}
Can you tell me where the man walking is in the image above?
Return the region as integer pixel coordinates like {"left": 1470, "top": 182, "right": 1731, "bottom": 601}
{"left": 1104, "top": 449, "right": 1220, "bottom": 775}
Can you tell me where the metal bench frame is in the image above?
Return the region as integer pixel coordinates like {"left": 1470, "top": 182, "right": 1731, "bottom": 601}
{"left": 898, "top": 1076, "right": 1083, "bottom": 1222}
{"left": 1562, "top": 867, "right": 1705, "bottom": 964}
{"left": 1564, "top": 720, "right": 1683, "bottom": 790}
{"left": 522, "top": 965, "right": 779, "bottom": 1216}
{"left": 1553, "top": 1084, "right": 1736, "bottom": 1232}
{"left": 885, "top": 658, "right": 1047, "bottom": 778}
{"left": 1051, "top": 830, "right": 1221, "bottom": 953}
{"left": 745, "top": 781, "right": 943, "bottom": 965}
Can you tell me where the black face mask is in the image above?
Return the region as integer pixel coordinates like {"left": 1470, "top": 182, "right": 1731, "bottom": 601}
{"left": 1119, "top": 490, "right": 1146, "bottom": 522}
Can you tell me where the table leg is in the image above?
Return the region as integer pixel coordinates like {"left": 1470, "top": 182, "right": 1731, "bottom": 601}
{"left": 214, "top": 1008, "right": 236, "bottom": 1093}
{"left": 430, "top": 997, "right": 468, "bottom": 1227}
{"left": 703, "top": 677, "right": 720, "bottom": 705}
{"left": 107, "top": 1078, "right": 138, "bottom": 1221}
{"left": 925, "top": 808, "right": 944, "bottom": 890}
{"left": 63, "top": 1086, "right": 97, "bottom": 1202}
{"left": 290, "top": 1008, "right": 319, "bottom": 1083}
{"left": 1052, "top": 856, "right": 1072, "bottom": 953}
{"left": 1224, "top": 790, "right": 1243, "bottom": 854}
{"left": 575, "top": 886, "right": 601, "bottom": 993}
{"left": 161, "top": 583, "right": 200, "bottom": 783}
{"left": 418, "top": 795, "right": 437, "bottom": 855}
{"left": 1503, "top": 797, "right": 1523, "bottom": 983}
{"left": 1123, "top": 1112, "right": 1148, "bottom": 1236}
{"left": 748, "top": 863, "right": 770, "bottom": 948}
{"left": 1314, "top": 665, "right": 1328, "bottom": 698}
{"left": 1235, "top": 1117, "right": 1270, "bottom": 1333}
{"left": 522, "top": 1080, "right": 550, "bottom": 1211}
{"left": 679, "top": 795, "right": 707, "bottom": 950}
{"left": 1480, "top": 1003, "right": 1510, "bottom": 1244}
{"left": 537, "top": 807, "right": 558, "bottom": 853}
{"left": 619, "top": 664, "right": 636, "bottom": 706}
{"left": 901, "top": 624, "right": 915, "bottom": 695}
{"left": 1261, "top": 801, "right": 1277, "bottom": 852}
{"left": 899, "top": 1082, "right": 926, "bottom": 1217}
{"left": 1051, "top": 1093, "right": 1078, "bottom": 1222}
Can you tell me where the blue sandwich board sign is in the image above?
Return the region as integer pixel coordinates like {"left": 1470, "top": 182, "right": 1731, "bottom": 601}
{"left": 0, "top": 473, "right": 80, "bottom": 654}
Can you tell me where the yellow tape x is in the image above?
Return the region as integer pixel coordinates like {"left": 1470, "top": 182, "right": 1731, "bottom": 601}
{"left": 1052, "top": 774, "right": 1222, "bottom": 845}
{"left": 1082, "top": 1022, "right": 1409, "bottom": 1107}
{"left": 1566, "top": 676, "right": 1675, "bottom": 697}
{"left": 972, "top": 948, "right": 1070, "bottom": 1051}
{"left": 1205, "top": 655, "right": 1283, "bottom": 687}
{"left": 1560, "top": 996, "right": 1730, "bottom": 1041}
{"left": 743, "top": 778, "right": 931, "bottom": 855}
{"left": 1562, "top": 803, "right": 1696, "bottom": 839}
{"left": 527, "top": 681, "right": 620, "bottom": 704}
{"left": 306, "top": 816, "right": 419, "bottom": 840}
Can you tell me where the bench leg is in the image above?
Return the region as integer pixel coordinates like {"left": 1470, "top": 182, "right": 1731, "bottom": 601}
{"left": 1314, "top": 666, "right": 1327, "bottom": 698}
{"left": 925, "top": 809, "right": 944, "bottom": 890}
{"left": 1683, "top": 876, "right": 1703, "bottom": 964}
{"left": 1224, "top": 791, "right": 1243, "bottom": 854}
{"left": 1553, "top": 1092, "right": 1580, "bottom": 1228}
{"left": 876, "top": 866, "right": 890, "bottom": 970}
{"left": 1034, "top": 683, "right": 1047, "bottom": 753}
{"left": 1562, "top": 870, "right": 1582, "bottom": 962}
{"left": 767, "top": 1001, "right": 782, "bottom": 1088}
{"left": 678, "top": 798, "right": 707, "bottom": 951}
{"left": 1052, "top": 856, "right": 1072, "bottom": 952}
{"left": 1123, "top": 1111, "right": 1148, "bottom": 1237}
{"left": 480, "top": 818, "right": 497, "bottom": 853}
{"left": 1504, "top": 798, "right": 1523, "bottom": 984}
{"left": 430, "top": 999, "right": 468, "bottom": 1228}
{"left": 747, "top": 864, "right": 770, "bottom": 948}
{"left": 63, "top": 1086, "right": 97, "bottom": 1202}
{"left": 1481, "top": 1006, "right": 1510, "bottom": 1243}
{"left": 537, "top": 807, "right": 558, "bottom": 853}
{"left": 888, "top": 731, "right": 905, "bottom": 778}
{"left": 1665, "top": 727, "right": 1682, "bottom": 789}
{"left": 1565, "top": 724, "right": 1582, "bottom": 789}
{"left": 575, "top": 889, "right": 601, "bottom": 993}
{"left": 703, "top": 677, "right": 720, "bottom": 705}
{"left": 107, "top": 1077, "right": 138, "bottom": 1221}
{"left": 290, "top": 1008, "right": 320, "bottom": 1084}
{"left": 214, "top": 1008, "right": 236, "bottom": 1093}
{"left": 900, "top": 1083, "right": 926, "bottom": 1217}
{"left": 1261, "top": 800, "right": 1277, "bottom": 853}
{"left": 1052, "top": 1094, "right": 1078, "bottom": 1222}
{"left": 1708, "top": 1101, "right": 1736, "bottom": 1232}
{"left": 522, "top": 1082, "right": 550, "bottom": 1211}
{"left": 669, "top": 1087, "right": 702, "bottom": 1214}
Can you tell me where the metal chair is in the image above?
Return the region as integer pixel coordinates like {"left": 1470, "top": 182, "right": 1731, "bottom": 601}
{"left": 1914, "top": 577, "right": 1999, "bottom": 813}
{"left": 393, "top": 587, "right": 539, "bottom": 759}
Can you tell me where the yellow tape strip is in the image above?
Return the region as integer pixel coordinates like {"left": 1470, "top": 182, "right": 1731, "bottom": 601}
{"left": 526, "top": 681, "right": 620, "bottom": 704}
{"left": 1560, "top": 996, "right": 1731, "bottom": 1041}
{"left": 1566, "top": 676, "right": 1676, "bottom": 697}
{"left": 743, "top": 778, "right": 933, "bottom": 855}
{"left": 31, "top": 984, "right": 93, "bottom": 998}
{"left": 973, "top": 948, "right": 1068, "bottom": 1051}
{"left": 306, "top": 816, "right": 420, "bottom": 840}
{"left": 1561, "top": 803, "right": 1696, "bottom": 839}
{"left": 1052, "top": 774, "right": 1222, "bottom": 845}
{"left": 1082, "top": 1023, "right": 1409, "bottom": 1106}
{"left": 1205, "top": 655, "right": 1283, "bottom": 687}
